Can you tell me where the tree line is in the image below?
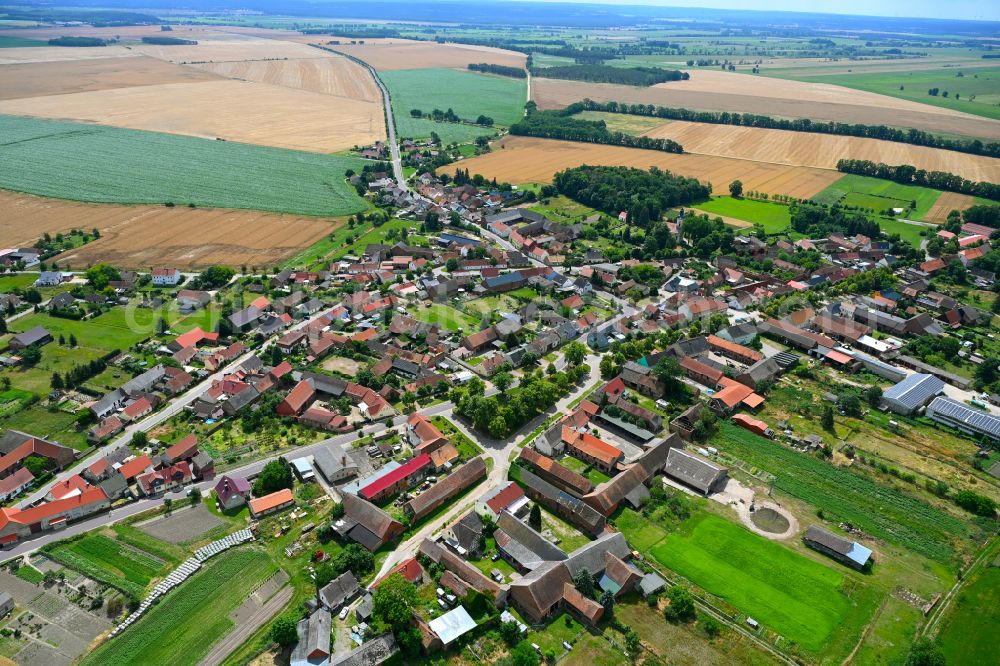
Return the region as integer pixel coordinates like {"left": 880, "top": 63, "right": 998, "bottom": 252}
{"left": 790, "top": 202, "right": 881, "bottom": 238}
{"left": 140, "top": 36, "right": 197, "bottom": 45}
{"left": 566, "top": 98, "right": 1000, "bottom": 159}
{"left": 468, "top": 63, "right": 527, "bottom": 78}
{"left": 836, "top": 159, "right": 1000, "bottom": 202}
{"left": 510, "top": 104, "right": 683, "bottom": 153}
{"left": 48, "top": 36, "right": 108, "bottom": 47}
{"left": 530, "top": 64, "right": 688, "bottom": 86}
{"left": 553, "top": 165, "right": 710, "bottom": 227}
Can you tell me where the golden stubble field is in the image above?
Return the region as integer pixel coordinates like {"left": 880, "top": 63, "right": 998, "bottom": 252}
{"left": 1, "top": 191, "right": 340, "bottom": 269}
{"left": 319, "top": 37, "right": 527, "bottom": 70}
{"left": 459, "top": 136, "right": 842, "bottom": 198}
{"left": 641, "top": 121, "right": 1000, "bottom": 183}
{"left": 532, "top": 75, "right": 1000, "bottom": 140}
{"left": 924, "top": 192, "right": 981, "bottom": 223}
{"left": 0, "top": 31, "right": 387, "bottom": 152}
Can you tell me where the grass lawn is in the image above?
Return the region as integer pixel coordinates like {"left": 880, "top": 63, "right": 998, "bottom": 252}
{"left": 81, "top": 547, "right": 279, "bottom": 666}
{"left": 850, "top": 595, "right": 924, "bottom": 666}
{"left": 9, "top": 309, "right": 153, "bottom": 352}
{"left": 527, "top": 612, "right": 584, "bottom": 654}
{"left": 381, "top": 68, "right": 527, "bottom": 127}
{"left": 529, "top": 195, "right": 602, "bottom": 224}
{"left": 412, "top": 302, "right": 479, "bottom": 333}
{"left": 540, "top": 506, "right": 589, "bottom": 553}
{"left": 783, "top": 66, "right": 1000, "bottom": 122}
{"left": 812, "top": 174, "right": 942, "bottom": 221}
{"left": 696, "top": 196, "right": 792, "bottom": 233}
{"left": 936, "top": 565, "right": 1000, "bottom": 664}
{"left": 393, "top": 116, "right": 496, "bottom": 145}
{"left": 650, "top": 514, "right": 877, "bottom": 655}
{"left": 0, "top": 274, "right": 38, "bottom": 291}
{"left": 0, "top": 115, "right": 367, "bottom": 216}
{"left": 878, "top": 217, "right": 929, "bottom": 247}
{"left": 431, "top": 415, "right": 484, "bottom": 459}
{"left": 465, "top": 294, "right": 519, "bottom": 316}
{"left": 586, "top": 467, "right": 610, "bottom": 485}
{"left": 572, "top": 110, "right": 668, "bottom": 135}
{"left": 614, "top": 506, "right": 668, "bottom": 551}
{"left": 14, "top": 564, "right": 44, "bottom": 584}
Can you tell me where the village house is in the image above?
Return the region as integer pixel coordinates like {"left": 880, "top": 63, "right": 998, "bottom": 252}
{"left": 248, "top": 488, "right": 295, "bottom": 519}
{"left": 214, "top": 475, "right": 252, "bottom": 511}
{"left": 562, "top": 428, "right": 622, "bottom": 474}
{"left": 337, "top": 493, "right": 404, "bottom": 551}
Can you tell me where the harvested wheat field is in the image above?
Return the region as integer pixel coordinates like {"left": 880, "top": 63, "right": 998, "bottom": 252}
{"left": 0, "top": 23, "right": 216, "bottom": 42}
{"left": 532, "top": 77, "right": 1000, "bottom": 140}
{"left": 641, "top": 121, "right": 1000, "bottom": 183}
{"left": 924, "top": 192, "right": 981, "bottom": 223}
{"left": 0, "top": 79, "right": 385, "bottom": 153}
{"left": 0, "top": 191, "right": 339, "bottom": 269}
{"left": 460, "top": 136, "right": 840, "bottom": 198}
{"left": 0, "top": 45, "right": 140, "bottom": 64}
{"left": 0, "top": 56, "right": 222, "bottom": 100}
{"left": 192, "top": 56, "right": 380, "bottom": 100}
{"left": 132, "top": 35, "right": 329, "bottom": 64}
{"left": 322, "top": 38, "right": 526, "bottom": 70}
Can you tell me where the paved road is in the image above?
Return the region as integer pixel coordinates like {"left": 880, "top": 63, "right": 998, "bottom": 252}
{"left": 359, "top": 59, "right": 405, "bottom": 189}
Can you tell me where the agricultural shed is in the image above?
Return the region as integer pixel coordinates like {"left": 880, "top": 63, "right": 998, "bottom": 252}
{"left": 428, "top": 606, "right": 476, "bottom": 645}
{"left": 881, "top": 373, "right": 945, "bottom": 414}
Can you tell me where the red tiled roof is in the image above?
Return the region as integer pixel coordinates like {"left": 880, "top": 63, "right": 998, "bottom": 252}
{"left": 360, "top": 454, "right": 431, "bottom": 500}
{"left": 562, "top": 428, "right": 622, "bottom": 466}
{"left": 164, "top": 435, "right": 198, "bottom": 462}
{"left": 373, "top": 557, "right": 423, "bottom": 587}
{"left": 49, "top": 474, "right": 89, "bottom": 500}
{"left": 173, "top": 327, "right": 219, "bottom": 350}
{"left": 0, "top": 487, "right": 107, "bottom": 529}
{"left": 123, "top": 398, "right": 152, "bottom": 418}
{"left": 118, "top": 455, "right": 152, "bottom": 481}
{"left": 707, "top": 334, "right": 764, "bottom": 362}
{"left": 248, "top": 488, "right": 294, "bottom": 515}
{"left": 485, "top": 482, "right": 525, "bottom": 514}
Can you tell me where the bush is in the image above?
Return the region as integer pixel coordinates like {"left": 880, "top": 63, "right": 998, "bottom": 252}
{"left": 663, "top": 585, "right": 696, "bottom": 622}
{"left": 954, "top": 490, "right": 997, "bottom": 517}
{"left": 270, "top": 614, "right": 299, "bottom": 647}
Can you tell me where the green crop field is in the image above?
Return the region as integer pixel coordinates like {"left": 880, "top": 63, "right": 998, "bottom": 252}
{"left": 713, "top": 423, "right": 974, "bottom": 562}
{"left": 813, "top": 174, "right": 943, "bottom": 221}
{"left": 778, "top": 66, "right": 1000, "bottom": 122}
{"left": 572, "top": 110, "right": 667, "bottom": 135}
{"left": 394, "top": 116, "right": 496, "bottom": 145}
{"left": 51, "top": 534, "right": 167, "bottom": 590}
{"left": 937, "top": 565, "right": 1000, "bottom": 664}
{"left": 0, "top": 35, "right": 45, "bottom": 47}
{"left": 651, "top": 514, "right": 877, "bottom": 655}
{"left": 0, "top": 115, "right": 368, "bottom": 216}
{"left": 696, "top": 196, "right": 792, "bottom": 233}
{"left": 81, "top": 548, "right": 278, "bottom": 666}
{"left": 382, "top": 68, "right": 527, "bottom": 128}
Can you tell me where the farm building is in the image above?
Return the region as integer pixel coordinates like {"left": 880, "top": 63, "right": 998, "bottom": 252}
{"left": 248, "top": 488, "right": 295, "bottom": 519}
{"left": 330, "top": 633, "right": 397, "bottom": 666}
{"left": 881, "top": 373, "right": 945, "bottom": 415}
{"left": 803, "top": 525, "right": 873, "bottom": 570}
{"left": 405, "top": 456, "right": 486, "bottom": 521}
{"left": 359, "top": 454, "right": 431, "bottom": 502}
{"left": 926, "top": 396, "right": 1000, "bottom": 442}
{"left": 312, "top": 446, "right": 359, "bottom": 483}
{"left": 476, "top": 481, "right": 528, "bottom": 521}
{"left": 428, "top": 606, "right": 477, "bottom": 646}
{"left": 318, "top": 571, "right": 361, "bottom": 611}
{"left": 517, "top": 447, "right": 593, "bottom": 496}
{"left": 337, "top": 493, "right": 404, "bottom": 551}
{"left": 291, "top": 608, "right": 331, "bottom": 666}
{"left": 0, "top": 591, "right": 12, "bottom": 617}
{"left": 663, "top": 448, "right": 728, "bottom": 495}
{"left": 732, "top": 414, "right": 773, "bottom": 438}
{"left": 562, "top": 428, "right": 622, "bottom": 474}
{"left": 8, "top": 326, "right": 52, "bottom": 350}
{"left": 518, "top": 467, "right": 607, "bottom": 535}
{"left": 0, "top": 487, "right": 110, "bottom": 545}
{"left": 495, "top": 511, "right": 568, "bottom": 572}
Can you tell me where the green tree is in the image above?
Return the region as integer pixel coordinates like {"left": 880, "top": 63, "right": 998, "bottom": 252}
{"left": 904, "top": 638, "right": 946, "bottom": 666}
{"left": 510, "top": 640, "right": 540, "bottom": 666}
{"left": 729, "top": 179, "right": 743, "bottom": 198}
{"left": 600, "top": 355, "right": 618, "bottom": 379}
{"left": 69, "top": 334, "right": 78, "bottom": 347}
{"left": 253, "top": 457, "right": 294, "bottom": 496}
{"left": 23, "top": 455, "right": 49, "bottom": 477}
{"left": 652, "top": 357, "right": 686, "bottom": 399}
{"left": 529, "top": 503, "right": 542, "bottom": 531}
{"left": 50, "top": 373, "right": 64, "bottom": 390}
{"left": 663, "top": 585, "right": 696, "bottom": 622}
{"left": 85, "top": 263, "right": 121, "bottom": 290}
{"left": 698, "top": 614, "right": 721, "bottom": 637}
{"left": 371, "top": 573, "right": 417, "bottom": 631}
{"left": 600, "top": 589, "right": 615, "bottom": 615}
{"left": 822, "top": 405, "right": 835, "bottom": 432}
{"left": 189, "top": 487, "right": 202, "bottom": 503}
{"left": 564, "top": 341, "right": 586, "bottom": 366}
{"left": 499, "top": 620, "right": 521, "bottom": 646}
{"left": 19, "top": 346, "right": 41, "bottom": 367}
{"left": 493, "top": 371, "right": 513, "bottom": 392}
{"left": 270, "top": 614, "right": 299, "bottom": 647}
{"left": 573, "top": 569, "right": 596, "bottom": 599}
{"left": 954, "top": 490, "right": 997, "bottom": 517}
{"left": 864, "top": 385, "right": 883, "bottom": 408}
{"left": 446, "top": 257, "right": 459, "bottom": 272}
{"left": 131, "top": 431, "right": 149, "bottom": 449}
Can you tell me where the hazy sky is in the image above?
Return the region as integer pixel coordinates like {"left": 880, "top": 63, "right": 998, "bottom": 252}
{"left": 527, "top": 0, "right": 1000, "bottom": 22}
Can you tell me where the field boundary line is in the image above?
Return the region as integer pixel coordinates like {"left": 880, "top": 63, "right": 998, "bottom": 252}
{"left": 921, "top": 534, "right": 1000, "bottom": 639}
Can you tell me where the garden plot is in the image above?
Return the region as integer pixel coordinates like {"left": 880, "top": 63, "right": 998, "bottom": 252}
{"left": 137, "top": 504, "right": 226, "bottom": 545}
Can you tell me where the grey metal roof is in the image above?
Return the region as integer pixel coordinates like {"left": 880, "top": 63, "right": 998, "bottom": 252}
{"left": 664, "top": 448, "right": 726, "bottom": 494}
{"left": 882, "top": 373, "right": 945, "bottom": 410}
{"left": 428, "top": 606, "right": 477, "bottom": 645}
{"left": 927, "top": 396, "right": 1000, "bottom": 439}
